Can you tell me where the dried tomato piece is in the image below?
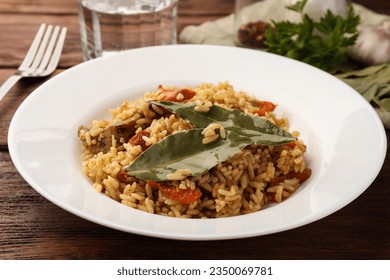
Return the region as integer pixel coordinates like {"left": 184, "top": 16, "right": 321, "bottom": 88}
{"left": 285, "top": 141, "right": 306, "bottom": 149}
{"left": 129, "top": 130, "right": 149, "bottom": 151}
{"left": 254, "top": 101, "right": 277, "bottom": 116}
{"left": 286, "top": 141, "right": 297, "bottom": 149}
{"left": 147, "top": 181, "right": 202, "bottom": 204}
{"left": 269, "top": 168, "right": 312, "bottom": 187}
{"left": 158, "top": 86, "right": 196, "bottom": 102}
{"left": 117, "top": 168, "right": 134, "bottom": 184}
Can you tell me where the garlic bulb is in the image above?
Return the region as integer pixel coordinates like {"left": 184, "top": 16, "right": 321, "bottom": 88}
{"left": 284, "top": 0, "right": 349, "bottom": 22}
{"left": 349, "top": 21, "right": 390, "bottom": 66}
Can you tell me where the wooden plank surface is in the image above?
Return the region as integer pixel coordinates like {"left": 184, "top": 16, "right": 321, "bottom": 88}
{"left": 1, "top": 148, "right": 389, "bottom": 259}
{"left": 0, "top": 0, "right": 389, "bottom": 260}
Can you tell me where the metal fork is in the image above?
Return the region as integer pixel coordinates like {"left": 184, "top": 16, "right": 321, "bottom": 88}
{"left": 0, "top": 23, "right": 67, "bottom": 103}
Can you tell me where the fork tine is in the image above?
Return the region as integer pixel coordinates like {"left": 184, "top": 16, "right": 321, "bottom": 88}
{"left": 37, "top": 25, "right": 60, "bottom": 73}
{"left": 45, "top": 27, "right": 67, "bottom": 74}
{"left": 1, "top": 24, "right": 66, "bottom": 103}
{"left": 29, "top": 25, "right": 53, "bottom": 71}
{"left": 19, "top": 23, "right": 46, "bottom": 70}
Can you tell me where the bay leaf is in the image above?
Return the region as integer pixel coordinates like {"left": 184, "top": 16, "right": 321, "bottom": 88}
{"left": 125, "top": 101, "right": 295, "bottom": 181}
{"left": 336, "top": 64, "right": 388, "bottom": 78}
{"left": 361, "top": 83, "right": 379, "bottom": 102}
{"left": 376, "top": 84, "right": 390, "bottom": 99}
{"left": 373, "top": 97, "right": 390, "bottom": 111}
{"left": 336, "top": 63, "right": 390, "bottom": 112}
{"left": 151, "top": 101, "right": 295, "bottom": 145}
{"left": 125, "top": 129, "right": 252, "bottom": 181}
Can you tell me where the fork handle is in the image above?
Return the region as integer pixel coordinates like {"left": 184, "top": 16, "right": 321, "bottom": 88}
{"left": 0, "top": 75, "right": 23, "bottom": 103}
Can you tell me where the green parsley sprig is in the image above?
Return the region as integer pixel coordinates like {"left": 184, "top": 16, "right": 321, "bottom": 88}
{"left": 264, "top": 0, "right": 360, "bottom": 72}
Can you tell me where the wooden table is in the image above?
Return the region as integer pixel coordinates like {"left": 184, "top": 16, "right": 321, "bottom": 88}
{"left": 0, "top": 0, "right": 389, "bottom": 260}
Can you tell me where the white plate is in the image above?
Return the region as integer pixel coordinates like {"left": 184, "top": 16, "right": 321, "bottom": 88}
{"left": 8, "top": 45, "right": 387, "bottom": 240}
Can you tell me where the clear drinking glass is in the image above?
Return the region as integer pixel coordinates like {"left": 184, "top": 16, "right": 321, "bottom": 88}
{"left": 78, "top": 0, "right": 178, "bottom": 60}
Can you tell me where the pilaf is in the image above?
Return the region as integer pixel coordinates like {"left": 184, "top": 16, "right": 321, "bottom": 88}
{"left": 78, "top": 82, "right": 311, "bottom": 218}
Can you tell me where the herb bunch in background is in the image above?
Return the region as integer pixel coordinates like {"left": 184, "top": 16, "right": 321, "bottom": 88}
{"left": 264, "top": 0, "right": 360, "bottom": 72}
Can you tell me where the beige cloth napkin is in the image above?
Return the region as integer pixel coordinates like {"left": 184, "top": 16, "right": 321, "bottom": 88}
{"left": 179, "top": 0, "right": 390, "bottom": 128}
